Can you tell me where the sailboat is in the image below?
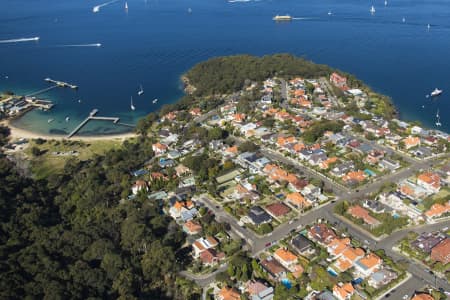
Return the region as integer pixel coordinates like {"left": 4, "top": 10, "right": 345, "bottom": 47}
{"left": 125, "top": 1, "right": 128, "bottom": 10}
{"left": 152, "top": 98, "right": 158, "bottom": 104}
{"left": 370, "top": 5, "right": 376, "bottom": 14}
{"left": 436, "top": 109, "right": 442, "bottom": 126}
{"left": 384, "top": 0, "right": 388, "bottom": 6}
{"left": 427, "top": 24, "right": 431, "bottom": 30}
{"left": 188, "top": 7, "right": 192, "bottom": 13}
{"left": 402, "top": 17, "right": 406, "bottom": 23}
{"left": 138, "top": 85, "right": 144, "bottom": 96}
{"left": 328, "top": 10, "right": 332, "bottom": 16}
{"left": 131, "top": 96, "right": 135, "bottom": 111}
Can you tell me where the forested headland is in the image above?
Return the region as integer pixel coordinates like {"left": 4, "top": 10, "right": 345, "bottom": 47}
{"left": 184, "top": 54, "right": 364, "bottom": 97}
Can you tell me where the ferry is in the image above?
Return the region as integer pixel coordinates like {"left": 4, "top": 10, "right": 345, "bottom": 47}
{"left": 431, "top": 88, "right": 443, "bottom": 97}
{"left": 273, "top": 15, "right": 292, "bottom": 21}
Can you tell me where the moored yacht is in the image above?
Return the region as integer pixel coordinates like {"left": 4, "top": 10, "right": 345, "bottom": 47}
{"left": 431, "top": 88, "right": 443, "bottom": 97}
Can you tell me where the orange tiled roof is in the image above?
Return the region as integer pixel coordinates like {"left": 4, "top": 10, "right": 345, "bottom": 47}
{"left": 348, "top": 205, "right": 380, "bottom": 226}
{"left": 343, "top": 170, "right": 366, "bottom": 182}
{"left": 274, "top": 248, "right": 298, "bottom": 263}
{"left": 411, "top": 294, "right": 434, "bottom": 300}
{"left": 184, "top": 220, "right": 202, "bottom": 233}
{"left": 328, "top": 238, "right": 351, "bottom": 256}
{"left": 286, "top": 192, "right": 310, "bottom": 207}
{"left": 358, "top": 252, "right": 382, "bottom": 269}
{"left": 333, "top": 283, "right": 354, "bottom": 299}
{"left": 225, "top": 145, "right": 238, "bottom": 154}
{"left": 341, "top": 247, "right": 364, "bottom": 263}
{"left": 403, "top": 136, "right": 420, "bottom": 147}
{"left": 417, "top": 172, "right": 441, "bottom": 190}
{"left": 218, "top": 287, "right": 241, "bottom": 300}
{"left": 425, "top": 202, "right": 450, "bottom": 218}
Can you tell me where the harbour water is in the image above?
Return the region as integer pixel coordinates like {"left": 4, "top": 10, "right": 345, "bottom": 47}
{"left": 0, "top": 0, "right": 449, "bottom": 135}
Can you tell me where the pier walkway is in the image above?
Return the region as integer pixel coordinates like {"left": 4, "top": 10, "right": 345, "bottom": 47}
{"left": 67, "top": 109, "right": 135, "bottom": 138}
{"left": 26, "top": 85, "right": 58, "bottom": 97}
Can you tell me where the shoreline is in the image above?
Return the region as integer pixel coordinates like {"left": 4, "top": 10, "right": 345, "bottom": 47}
{"left": 1, "top": 120, "right": 136, "bottom": 141}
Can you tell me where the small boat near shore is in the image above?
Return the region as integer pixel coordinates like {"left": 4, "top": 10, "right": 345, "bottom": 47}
{"left": 152, "top": 98, "right": 158, "bottom": 104}
{"left": 48, "top": 118, "right": 54, "bottom": 123}
{"left": 131, "top": 96, "right": 135, "bottom": 111}
{"left": 138, "top": 85, "right": 144, "bottom": 96}
{"left": 431, "top": 88, "right": 443, "bottom": 97}
{"left": 65, "top": 116, "right": 70, "bottom": 122}
{"left": 273, "top": 15, "right": 292, "bottom": 21}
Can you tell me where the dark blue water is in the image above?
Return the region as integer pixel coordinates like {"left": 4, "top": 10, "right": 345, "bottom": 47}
{"left": 0, "top": 0, "right": 449, "bottom": 135}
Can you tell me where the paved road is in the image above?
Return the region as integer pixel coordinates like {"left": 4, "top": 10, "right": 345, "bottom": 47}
{"left": 261, "top": 147, "right": 349, "bottom": 196}
{"left": 179, "top": 264, "right": 228, "bottom": 287}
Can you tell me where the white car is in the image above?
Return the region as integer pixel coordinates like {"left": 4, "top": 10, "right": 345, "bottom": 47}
{"left": 402, "top": 295, "right": 408, "bottom": 300}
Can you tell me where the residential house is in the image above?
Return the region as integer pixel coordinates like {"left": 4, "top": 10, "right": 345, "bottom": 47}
{"left": 334, "top": 247, "right": 365, "bottom": 272}
{"left": 330, "top": 73, "right": 348, "bottom": 89}
{"left": 199, "top": 248, "right": 225, "bottom": 266}
{"left": 411, "top": 293, "right": 434, "bottom": 300}
{"left": 246, "top": 280, "right": 274, "bottom": 300}
{"left": 308, "top": 224, "right": 337, "bottom": 245}
{"left": 152, "top": 142, "right": 168, "bottom": 155}
{"left": 274, "top": 248, "right": 298, "bottom": 271}
{"left": 403, "top": 136, "right": 421, "bottom": 149}
{"left": 366, "top": 150, "right": 385, "bottom": 165}
{"left": 169, "top": 200, "right": 197, "bottom": 221}
{"left": 417, "top": 172, "right": 441, "bottom": 193}
{"left": 192, "top": 236, "right": 219, "bottom": 258}
{"left": 216, "top": 287, "right": 241, "bottom": 300}
{"left": 330, "top": 162, "right": 355, "bottom": 177}
{"left": 189, "top": 107, "right": 202, "bottom": 116}
{"left": 354, "top": 253, "right": 382, "bottom": 278}
{"left": 332, "top": 283, "right": 354, "bottom": 300}
{"left": 368, "top": 269, "right": 397, "bottom": 288}
{"left": 411, "top": 232, "right": 446, "bottom": 254}
{"left": 224, "top": 145, "right": 239, "bottom": 157}
{"left": 319, "top": 157, "right": 338, "bottom": 170}
{"left": 291, "top": 234, "right": 315, "bottom": 256}
{"left": 248, "top": 206, "right": 272, "bottom": 225}
{"left": 132, "top": 180, "right": 148, "bottom": 195}
{"left": 327, "top": 238, "right": 351, "bottom": 258}
{"left": 260, "top": 257, "right": 287, "bottom": 281}
{"left": 342, "top": 171, "right": 366, "bottom": 185}
{"left": 348, "top": 205, "right": 381, "bottom": 228}
{"left": 431, "top": 238, "right": 450, "bottom": 265}
{"left": 265, "top": 202, "right": 291, "bottom": 218}
{"left": 379, "top": 158, "right": 400, "bottom": 171}
{"left": 183, "top": 220, "right": 202, "bottom": 235}
{"left": 425, "top": 202, "right": 450, "bottom": 220}
{"left": 175, "top": 164, "right": 191, "bottom": 177}
{"left": 286, "top": 192, "right": 311, "bottom": 210}
{"left": 233, "top": 184, "right": 259, "bottom": 203}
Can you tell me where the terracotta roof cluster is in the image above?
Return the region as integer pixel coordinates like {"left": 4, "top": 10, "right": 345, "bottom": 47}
{"left": 425, "top": 202, "right": 450, "bottom": 218}
{"left": 265, "top": 202, "right": 291, "bottom": 217}
{"left": 348, "top": 205, "right": 381, "bottom": 226}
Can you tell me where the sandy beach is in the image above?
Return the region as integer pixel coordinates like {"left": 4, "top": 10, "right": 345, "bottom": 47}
{"left": 1, "top": 120, "right": 136, "bottom": 141}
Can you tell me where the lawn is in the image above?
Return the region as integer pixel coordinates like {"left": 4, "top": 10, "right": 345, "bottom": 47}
{"left": 26, "top": 139, "right": 122, "bottom": 179}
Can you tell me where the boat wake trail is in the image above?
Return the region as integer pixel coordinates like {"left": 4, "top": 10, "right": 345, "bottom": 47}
{"left": 0, "top": 37, "right": 40, "bottom": 44}
{"left": 92, "top": 0, "right": 119, "bottom": 13}
{"left": 56, "top": 43, "right": 102, "bottom": 47}
{"left": 292, "top": 17, "right": 315, "bottom": 20}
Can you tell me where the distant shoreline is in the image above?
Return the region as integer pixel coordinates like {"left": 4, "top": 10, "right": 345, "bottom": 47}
{"left": 1, "top": 120, "right": 136, "bottom": 141}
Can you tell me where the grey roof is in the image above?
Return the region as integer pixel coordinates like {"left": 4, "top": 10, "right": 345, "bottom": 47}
{"left": 291, "top": 234, "right": 313, "bottom": 252}
{"left": 248, "top": 206, "right": 272, "bottom": 225}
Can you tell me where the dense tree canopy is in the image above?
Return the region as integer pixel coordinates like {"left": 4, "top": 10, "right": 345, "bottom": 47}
{"left": 186, "top": 54, "right": 338, "bottom": 96}
{"left": 0, "top": 126, "right": 199, "bottom": 299}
